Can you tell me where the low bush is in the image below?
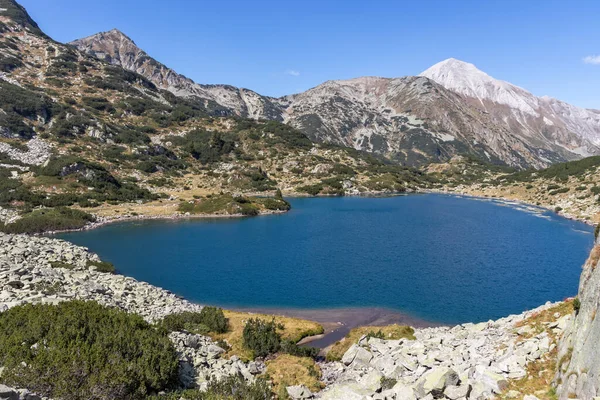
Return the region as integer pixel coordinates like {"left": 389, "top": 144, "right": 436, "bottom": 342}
{"left": 243, "top": 318, "right": 282, "bottom": 358}
{"left": 297, "top": 183, "right": 323, "bottom": 196}
{"left": 0, "top": 301, "right": 179, "bottom": 399}
{"left": 87, "top": 260, "right": 116, "bottom": 274}
{"left": 150, "top": 374, "right": 272, "bottom": 400}
{"left": 159, "top": 307, "right": 229, "bottom": 334}
{"left": 0, "top": 207, "right": 95, "bottom": 234}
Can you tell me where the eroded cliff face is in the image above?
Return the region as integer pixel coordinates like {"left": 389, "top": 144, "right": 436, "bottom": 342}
{"left": 555, "top": 238, "right": 600, "bottom": 399}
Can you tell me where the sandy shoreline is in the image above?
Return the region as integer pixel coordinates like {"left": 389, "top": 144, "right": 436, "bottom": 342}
{"left": 228, "top": 306, "right": 440, "bottom": 349}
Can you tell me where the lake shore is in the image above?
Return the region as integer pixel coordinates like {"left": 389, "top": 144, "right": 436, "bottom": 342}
{"left": 424, "top": 188, "right": 596, "bottom": 226}
{"left": 44, "top": 187, "right": 594, "bottom": 236}
{"left": 228, "top": 306, "right": 440, "bottom": 349}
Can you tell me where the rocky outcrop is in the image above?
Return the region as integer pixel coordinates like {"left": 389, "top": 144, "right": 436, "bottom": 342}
{"left": 319, "top": 302, "right": 568, "bottom": 400}
{"left": 555, "top": 239, "right": 600, "bottom": 399}
{"left": 169, "top": 331, "right": 265, "bottom": 390}
{"left": 0, "top": 139, "right": 51, "bottom": 166}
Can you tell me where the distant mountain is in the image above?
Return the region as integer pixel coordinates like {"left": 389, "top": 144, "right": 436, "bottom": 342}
{"left": 70, "top": 29, "right": 284, "bottom": 120}
{"left": 421, "top": 59, "right": 600, "bottom": 156}
{"left": 64, "top": 21, "right": 600, "bottom": 168}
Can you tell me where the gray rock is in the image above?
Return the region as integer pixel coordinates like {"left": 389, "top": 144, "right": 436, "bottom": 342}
{"left": 0, "top": 385, "right": 19, "bottom": 400}
{"left": 415, "top": 367, "right": 459, "bottom": 398}
{"left": 444, "top": 384, "right": 470, "bottom": 399}
{"left": 286, "top": 385, "right": 313, "bottom": 399}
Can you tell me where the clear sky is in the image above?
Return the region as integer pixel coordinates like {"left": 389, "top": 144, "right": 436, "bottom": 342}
{"left": 18, "top": 0, "right": 600, "bottom": 109}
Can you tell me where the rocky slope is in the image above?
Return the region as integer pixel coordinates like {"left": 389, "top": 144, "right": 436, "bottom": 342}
{"left": 280, "top": 75, "right": 568, "bottom": 168}
{"left": 317, "top": 302, "right": 570, "bottom": 400}
{"left": 555, "top": 237, "right": 600, "bottom": 399}
{"left": 421, "top": 59, "right": 600, "bottom": 153}
{"left": 69, "top": 29, "right": 284, "bottom": 120}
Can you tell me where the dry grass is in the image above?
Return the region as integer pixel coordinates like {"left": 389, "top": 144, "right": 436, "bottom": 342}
{"left": 265, "top": 354, "right": 324, "bottom": 397}
{"left": 514, "top": 300, "right": 574, "bottom": 340}
{"left": 210, "top": 311, "right": 323, "bottom": 361}
{"left": 499, "top": 301, "right": 575, "bottom": 400}
{"left": 326, "top": 324, "right": 415, "bottom": 361}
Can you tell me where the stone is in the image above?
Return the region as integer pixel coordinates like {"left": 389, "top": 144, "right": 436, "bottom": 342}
{"left": 0, "top": 385, "right": 19, "bottom": 400}
{"left": 286, "top": 385, "right": 313, "bottom": 399}
{"left": 358, "top": 369, "right": 383, "bottom": 392}
{"left": 470, "top": 365, "right": 508, "bottom": 394}
{"left": 341, "top": 344, "right": 360, "bottom": 366}
{"left": 319, "top": 383, "right": 366, "bottom": 400}
{"left": 414, "top": 367, "right": 459, "bottom": 398}
{"left": 392, "top": 383, "right": 417, "bottom": 400}
{"left": 351, "top": 346, "right": 373, "bottom": 367}
{"left": 444, "top": 384, "right": 470, "bottom": 400}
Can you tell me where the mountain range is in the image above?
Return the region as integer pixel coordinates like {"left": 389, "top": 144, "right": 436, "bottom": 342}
{"left": 70, "top": 29, "right": 600, "bottom": 169}
{"left": 2, "top": 0, "right": 600, "bottom": 169}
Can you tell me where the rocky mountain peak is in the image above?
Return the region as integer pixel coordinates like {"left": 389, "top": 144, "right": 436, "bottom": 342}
{"left": 0, "top": 0, "right": 45, "bottom": 36}
{"left": 420, "top": 58, "right": 539, "bottom": 115}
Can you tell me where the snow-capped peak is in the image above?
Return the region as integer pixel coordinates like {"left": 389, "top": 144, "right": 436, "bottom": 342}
{"left": 420, "top": 58, "right": 539, "bottom": 115}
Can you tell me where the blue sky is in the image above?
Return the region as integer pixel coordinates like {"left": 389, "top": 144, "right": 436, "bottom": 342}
{"left": 19, "top": 0, "right": 600, "bottom": 108}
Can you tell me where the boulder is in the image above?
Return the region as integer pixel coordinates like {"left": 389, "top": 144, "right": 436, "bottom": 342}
{"left": 0, "top": 385, "right": 19, "bottom": 400}
{"left": 414, "top": 367, "right": 459, "bottom": 398}
{"left": 444, "top": 384, "right": 470, "bottom": 399}
{"left": 392, "top": 382, "right": 417, "bottom": 400}
{"left": 286, "top": 385, "right": 313, "bottom": 399}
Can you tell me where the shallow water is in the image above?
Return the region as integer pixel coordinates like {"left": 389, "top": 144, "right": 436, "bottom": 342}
{"left": 56, "top": 194, "right": 594, "bottom": 324}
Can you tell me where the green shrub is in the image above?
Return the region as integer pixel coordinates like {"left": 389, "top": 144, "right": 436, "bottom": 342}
{"left": 159, "top": 307, "right": 229, "bottom": 334}
{"left": 595, "top": 224, "right": 600, "bottom": 240}
{"left": 240, "top": 203, "right": 260, "bottom": 216}
{"left": 86, "top": 260, "right": 116, "bottom": 274}
{"left": 49, "top": 261, "right": 76, "bottom": 270}
{"left": 297, "top": 184, "right": 323, "bottom": 196}
{"left": 0, "top": 207, "right": 95, "bottom": 234}
{"left": 573, "top": 298, "right": 581, "bottom": 314}
{"left": 198, "top": 306, "right": 229, "bottom": 333}
{"left": 149, "top": 375, "right": 272, "bottom": 400}
{"left": 243, "top": 318, "right": 282, "bottom": 358}
{"left": 260, "top": 198, "right": 291, "bottom": 211}
{"left": 280, "top": 339, "right": 319, "bottom": 358}
{"left": 0, "top": 301, "right": 179, "bottom": 399}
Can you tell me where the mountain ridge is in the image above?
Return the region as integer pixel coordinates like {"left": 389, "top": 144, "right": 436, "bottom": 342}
{"left": 70, "top": 28, "right": 600, "bottom": 168}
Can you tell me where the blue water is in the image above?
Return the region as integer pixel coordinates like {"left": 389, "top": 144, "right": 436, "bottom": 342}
{"left": 55, "top": 194, "right": 594, "bottom": 324}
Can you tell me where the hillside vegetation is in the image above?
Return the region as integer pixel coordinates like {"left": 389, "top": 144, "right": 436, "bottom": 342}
{"left": 0, "top": 9, "right": 436, "bottom": 231}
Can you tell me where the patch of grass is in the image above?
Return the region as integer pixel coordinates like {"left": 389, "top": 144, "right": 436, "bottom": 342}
{"left": 210, "top": 311, "right": 323, "bottom": 361}
{"left": 265, "top": 354, "right": 324, "bottom": 396}
{"left": 326, "top": 324, "right": 415, "bottom": 362}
